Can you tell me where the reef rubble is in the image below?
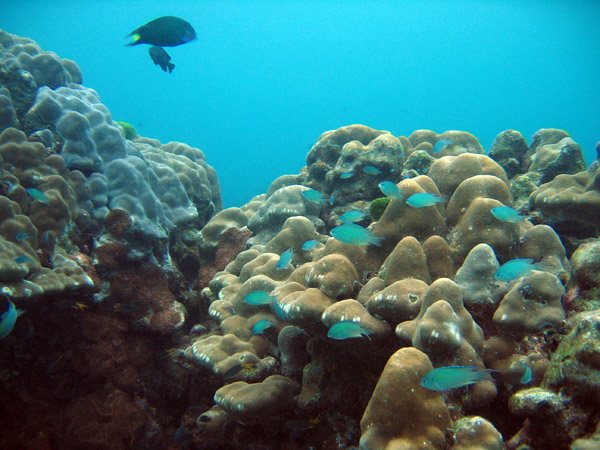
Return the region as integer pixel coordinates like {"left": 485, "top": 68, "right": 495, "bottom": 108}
{"left": 1, "top": 30, "right": 600, "bottom": 450}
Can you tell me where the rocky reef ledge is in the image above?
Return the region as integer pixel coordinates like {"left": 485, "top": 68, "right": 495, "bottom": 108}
{"left": 1, "top": 30, "right": 600, "bottom": 450}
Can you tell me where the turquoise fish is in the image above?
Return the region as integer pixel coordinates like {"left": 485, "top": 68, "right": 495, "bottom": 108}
{"left": 252, "top": 319, "right": 275, "bottom": 334}
{"left": 276, "top": 247, "right": 294, "bottom": 270}
{"left": 26, "top": 187, "right": 48, "bottom": 204}
{"left": 520, "top": 364, "right": 533, "bottom": 384}
{"left": 340, "top": 171, "right": 354, "bottom": 179}
{"left": 362, "top": 165, "right": 382, "bottom": 175}
{"left": 243, "top": 291, "right": 274, "bottom": 305}
{"left": 420, "top": 366, "right": 495, "bottom": 391}
{"left": 328, "top": 320, "right": 372, "bottom": 340}
{"left": 491, "top": 206, "right": 528, "bottom": 223}
{"left": 433, "top": 138, "right": 453, "bottom": 153}
{"left": 0, "top": 299, "right": 25, "bottom": 339}
{"left": 301, "top": 239, "right": 319, "bottom": 251}
{"left": 330, "top": 223, "right": 383, "bottom": 246}
{"left": 14, "top": 232, "right": 29, "bottom": 242}
{"left": 494, "top": 258, "right": 538, "bottom": 281}
{"left": 329, "top": 194, "right": 335, "bottom": 206}
{"left": 406, "top": 192, "right": 444, "bottom": 208}
{"left": 302, "top": 188, "right": 326, "bottom": 204}
{"left": 14, "top": 255, "right": 33, "bottom": 264}
{"left": 339, "top": 209, "right": 368, "bottom": 223}
{"left": 378, "top": 181, "right": 404, "bottom": 200}
{"left": 271, "top": 297, "right": 287, "bottom": 319}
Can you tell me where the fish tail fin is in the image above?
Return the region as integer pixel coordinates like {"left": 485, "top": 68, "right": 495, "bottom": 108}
{"left": 167, "top": 63, "right": 175, "bottom": 73}
{"left": 477, "top": 369, "right": 497, "bottom": 382}
{"left": 369, "top": 235, "right": 384, "bottom": 246}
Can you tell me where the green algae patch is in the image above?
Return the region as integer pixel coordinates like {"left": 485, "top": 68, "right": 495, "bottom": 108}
{"left": 369, "top": 197, "right": 390, "bottom": 221}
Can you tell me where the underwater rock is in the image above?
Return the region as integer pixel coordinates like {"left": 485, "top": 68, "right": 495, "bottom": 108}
{"left": 530, "top": 167, "right": 600, "bottom": 237}
{"left": 453, "top": 416, "right": 504, "bottom": 450}
{"left": 214, "top": 375, "right": 300, "bottom": 420}
{"left": 530, "top": 137, "right": 587, "bottom": 183}
{"left": 570, "top": 239, "right": 600, "bottom": 291}
{"left": 488, "top": 129, "right": 529, "bottom": 178}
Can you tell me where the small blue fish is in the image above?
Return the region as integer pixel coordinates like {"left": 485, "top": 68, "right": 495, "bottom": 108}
{"left": 14, "top": 232, "right": 29, "bottom": 242}
{"left": 14, "top": 255, "right": 32, "bottom": 264}
{"left": 276, "top": 247, "right": 294, "bottom": 270}
{"left": 328, "top": 320, "right": 372, "bottom": 340}
{"left": 271, "top": 297, "right": 287, "bottom": 319}
{"left": 420, "top": 366, "right": 495, "bottom": 391}
{"left": 494, "top": 258, "right": 538, "bottom": 281}
{"left": 491, "top": 206, "right": 527, "bottom": 223}
{"left": 378, "top": 181, "right": 404, "bottom": 200}
{"left": 329, "top": 194, "right": 335, "bottom": 206}
{"left": 520, "top": 364, "right": 533, "bottom": 385}
{"left": 0, "top": 299, "right": 25, "bottom": 339}
{"left": 302, "top": 188, "right": 326, "bottom": 204}
{"left": 301, "top": 239, "right": 319, "bottom": 251}
{"left": 433, "top": 138, "right": 453, "bottom": 153}
{"left": 330, "top": 223, "right": 383, "bottom": 246}
{"left": 362, "top": 165, "right": 382, "bottom": 175}
{"left": 406, "top": 193, "right": 444, "bottom": 208}
{"left": 251, "top": 319, "right": 275, "bottom": 334}
{"left": 340, "top": 171, "right": 354, "bottom": 179}
{"left": 243, "top": 291, "right": 274, "bottom": 305}
{"left": 26, "top": 187, "right": 48, "bottom": 204}
{"left": 339, "top": 209, "right": 368, "bottom": 223}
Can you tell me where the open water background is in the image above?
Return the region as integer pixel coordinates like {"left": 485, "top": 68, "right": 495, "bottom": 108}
{"left": 2, "top": 0, "right": 599, "bottom": 207}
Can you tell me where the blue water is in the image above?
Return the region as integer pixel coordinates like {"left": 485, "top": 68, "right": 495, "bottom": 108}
{"left": 2, "top": 0, "right": 599, "bottom": 208}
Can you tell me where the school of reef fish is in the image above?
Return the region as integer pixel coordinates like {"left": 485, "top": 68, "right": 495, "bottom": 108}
{"left": 2, "top": 29, "right": 600, "bottom": 450}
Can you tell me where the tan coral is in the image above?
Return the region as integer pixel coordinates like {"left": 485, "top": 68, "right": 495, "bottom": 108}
{"left": 263, "top": 215, "right": 317, "bottom": 256}
{"left": 322, "top": 236, "right": 369, "bottom": 277}
{"left": 322, "top": 299, "right": 391, "bottom": 339}
{"left": 305, "top": 253, "right": 359, "bottom": 299}
{"left": 448, "top": 197, "right": 522, "bottom": 265}
{"left": 359, "top": 347, "right": 452, "bottom": 450}
{"left": 453, "top": 416, "right": 504, "bottom": 450}
{"left": 428, "top": 153, "right": 509, "bottom": 198}
{"left": 493, "top": 271, "right": 565, "bottom": 336}
{"left": 445, "top": 174, "right": 513, "bottom": 226}
{"left": 213, "top": 375, "right": 300, "bottom": 420}
{"left": 529, "top": 169, "right": 600, "bottom": 232}
{"left": 198, "top": 207, "right": 249, "bottom": 247}
{"left": 517, "top": 224, "right": 570, "bottom": 282}
{"left": 366, "top": 278, "right": 428, "bottom": 325}
{"left": 396, "top": 278, "right": 484, "bottom": 351}
{"left": 184, "top": 334, "right": 275, "bottom": 379}
{"left": 381, "top": 236, "right": 430, "bottom": 285}
{"left": 276, "top": 286, "right": 334, "bottom": 327}
{"left": 370, "top": 176, "right": 448, "bottom": 258}
{"left": 422, "top": 235, "right": 454, "bottom": 281}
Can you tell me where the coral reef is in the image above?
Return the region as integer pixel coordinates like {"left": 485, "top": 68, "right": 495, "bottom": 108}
{"left": 2, "top": 28, "right": 600, "bottom": 450}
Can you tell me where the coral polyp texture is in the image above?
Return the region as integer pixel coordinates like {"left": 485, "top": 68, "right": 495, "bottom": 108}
{"left": 2, "top": 29, "right": 600, "bottom": 450}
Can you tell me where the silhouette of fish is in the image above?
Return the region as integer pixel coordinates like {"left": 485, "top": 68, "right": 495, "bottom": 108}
{"left": 149, "top": 46, "right": 175, "bottom": 73}
{"left": 126, "top": 16, "right": 196, "bottom": 47}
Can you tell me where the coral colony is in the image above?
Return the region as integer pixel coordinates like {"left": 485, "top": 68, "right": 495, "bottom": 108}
{"left": 2, "top": 29, "right": 600, "bottom": 449}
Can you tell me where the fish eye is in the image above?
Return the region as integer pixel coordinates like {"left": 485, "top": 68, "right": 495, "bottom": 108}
{"left": 198, "top": 415, "right": 211, "bottom": 423}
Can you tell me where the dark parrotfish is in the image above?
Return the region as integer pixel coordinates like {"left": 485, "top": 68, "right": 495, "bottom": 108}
{"left": 125, "top": 16, "right": 196, "bottom": 47}
{"left": 149, "top": 46, "right": 175, "bottom": 73}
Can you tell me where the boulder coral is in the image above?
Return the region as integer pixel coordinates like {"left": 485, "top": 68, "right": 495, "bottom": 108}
{"left": 359, "top": 347, "right": 452, "bottom": 450}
